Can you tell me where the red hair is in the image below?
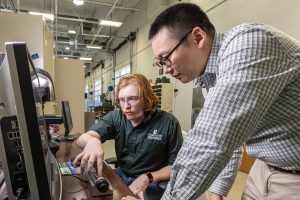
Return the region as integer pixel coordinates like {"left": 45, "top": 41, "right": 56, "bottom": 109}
{"left": 115, "top": 74, "right": 159, "bottom": 112}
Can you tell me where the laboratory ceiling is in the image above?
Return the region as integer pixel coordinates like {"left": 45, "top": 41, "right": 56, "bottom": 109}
{"left": 0, "top": 0, "right": 145, "bottom": 67}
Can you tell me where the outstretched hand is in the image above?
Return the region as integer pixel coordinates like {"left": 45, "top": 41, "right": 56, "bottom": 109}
{"left": 128, "top": 174, "right": 149, "bottom": 200}
{"left": 121, "top": 195, "right": 139, "bottom": 200}
{"left": 73, "top": 137, "right": 104, "bottom": 176}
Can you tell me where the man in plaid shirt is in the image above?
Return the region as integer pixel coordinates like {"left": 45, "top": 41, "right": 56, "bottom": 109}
{"left": 145, "top": 2, "right": 300, "bottom": 200}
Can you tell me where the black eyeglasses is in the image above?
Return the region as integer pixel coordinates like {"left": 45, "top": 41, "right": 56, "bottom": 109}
{"left": 154, "top": 30, "right": 192, "bottom": 69}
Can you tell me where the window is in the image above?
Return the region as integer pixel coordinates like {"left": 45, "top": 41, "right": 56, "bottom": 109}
{"left": 94, "top": 79, "right": 102, "bottom": 102}
{"left": 114, "top": 65, "right": 130, "bottom": 88}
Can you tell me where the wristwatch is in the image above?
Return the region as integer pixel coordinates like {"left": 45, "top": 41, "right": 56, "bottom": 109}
{"left": 145, "top": 172, "right": 153, "bottom": 183}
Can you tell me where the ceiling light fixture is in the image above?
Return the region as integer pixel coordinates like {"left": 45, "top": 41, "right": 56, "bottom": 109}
{"left": 69, "top": 40, "right": 75, "bottom": 45}
{"left": 80, "top": 57, "right": 92, "bottom": 61}
{"left": 68, "top": 30, "right": 76, "bottom": 34}
{"left": 65, "top": 47, "right": 70, "bottom": 50}
{"left": 86, "top": 45, "right": 102, "bottom": 49}
{"left": 28, "top": 11, "right": 54, "bottom": 20}
{"left": 99, "top": 20, "right": 123, "bottom": 27}
{"left": 73, "top": 0, "right": 84, "bottom": 6}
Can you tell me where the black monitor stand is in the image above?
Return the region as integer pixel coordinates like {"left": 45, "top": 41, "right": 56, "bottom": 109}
{"left": 55, "top": 132, "right": 76, "bottom": 142}
{"left": 43, "top": 115, "right": 64, "bottom": 155}
{"left": 56, "top": 101, "right": 76, "bottom": 142}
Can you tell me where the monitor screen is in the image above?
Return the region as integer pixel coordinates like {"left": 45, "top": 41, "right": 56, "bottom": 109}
{"left": 0, "top": 42, "right": 61, "bottom": 199}
{"left": 61, "top": 101, "right": 75, "bottom": 141}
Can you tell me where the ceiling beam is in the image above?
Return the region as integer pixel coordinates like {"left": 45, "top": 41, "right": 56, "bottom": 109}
{"left": 85, "top": 0, "right": 146, "bottom": 12}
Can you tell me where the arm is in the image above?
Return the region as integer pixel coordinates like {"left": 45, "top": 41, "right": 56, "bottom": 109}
{"left": 74, "top": 130, "right": 104, "bottom": 176}
{"left": 130, "top": 113, "right": 182, "bottom": 198}
{"left": 74, "top": 111, "right": 118, "bottom": 175}
{"left": 209, "top": 147, "right": 242, "bottom": 197}
{"left": 129, "top": 165, "right": 171, "bottom": 199}
{"left": 209, "top": 193, "right": 223, "bottom": 200}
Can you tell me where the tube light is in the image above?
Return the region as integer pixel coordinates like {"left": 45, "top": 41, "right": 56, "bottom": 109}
{"left": 80, "top": 57, "right": 92, "bottom": 61}
{"left": 68, "top": 30, "right": 76, "bottom": 34}
{"left": 99, "top": 20, "right": 123, "bottom": 27}
{"left": 86, "top": 45, "right": 102, "bottom": 49}
{"left": 73, "top": 0, "right": 84, "bottom": 6}
{"left": 29, "top": 11, "right": 54, "bottom": 20}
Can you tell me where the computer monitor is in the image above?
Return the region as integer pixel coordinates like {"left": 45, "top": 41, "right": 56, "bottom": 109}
{"left": 0, "top": 42, "right": 61, "bottom": 199}
{"left": 61, "top": 101, "right": 76, "bottom": 141}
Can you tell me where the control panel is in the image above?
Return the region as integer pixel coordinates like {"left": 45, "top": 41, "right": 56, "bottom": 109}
{"left": 0, "top": 115, "right": 29, "bottom": 198}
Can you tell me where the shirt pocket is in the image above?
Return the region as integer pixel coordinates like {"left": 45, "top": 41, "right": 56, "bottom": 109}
{"left": 139, "top": 139, "right": 166, "bottom": 154}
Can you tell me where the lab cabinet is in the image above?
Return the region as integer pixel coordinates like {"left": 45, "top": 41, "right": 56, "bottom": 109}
{"left": 152, "top": 83, "right": 174, "bottom": 112}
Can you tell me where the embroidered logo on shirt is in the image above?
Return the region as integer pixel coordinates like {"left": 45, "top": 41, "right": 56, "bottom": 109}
{"left": 147, "top": 129, "right": 162, "bottom": 141}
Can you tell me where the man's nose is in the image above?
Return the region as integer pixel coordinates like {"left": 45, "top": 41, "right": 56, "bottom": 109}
{"left": 163, "top": 65, "right": 173, "bottom": 74}
{"left": 124, "top": 100, "right": 131, "bottom": 107}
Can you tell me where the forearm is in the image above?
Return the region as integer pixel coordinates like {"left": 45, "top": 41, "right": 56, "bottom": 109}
{"left": 77, "top": 130, "right": 101, "bottom": 149}
{"left": 209, "top": 146, "right": 242, "bottom": 196}
{"left": 151, "top": 165, "right": 171, "bottom": 183}
{"left": 209, "top": 192, "right": 223, "bottom": 200}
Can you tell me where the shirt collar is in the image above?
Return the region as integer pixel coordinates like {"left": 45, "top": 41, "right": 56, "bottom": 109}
{"left": 195, "top": 33, "right": 224, "bottom": 88}
{"left": 131, "top": 110, "right": 155, "bottom": 128}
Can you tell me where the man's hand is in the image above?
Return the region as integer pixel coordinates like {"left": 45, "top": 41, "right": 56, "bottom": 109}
{"left": 73, "top": 135, "right": 104, "bottom": 176}
{"left": 121, "top": 195, "right": 139, "bottom": 200}
{"left": 128, "top": 174, "right": 149, "bottom": 200}
{"left": 209, "top": 192, "right": 223, "bottom": 200}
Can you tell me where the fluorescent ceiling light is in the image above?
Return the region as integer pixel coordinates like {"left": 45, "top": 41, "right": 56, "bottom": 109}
{"left": 28, "top": 11, "right": 54, "bottom": 20}
{"left": 0, "top": 9, "right": 13, "bottom": 13}
{"left": 68, "top": 30, "right": 76, "bottom": 34}
{"left": 69, "top": 40, "right": 75, "bottom": 45}
{"left": 65, "top": 47, "right": 70, "bottom": 50}
{"left": 80, "top": 57, "right": 92, "bottom": 61}
{"left": 86, "top": 45, "right": 102, "bottom": 49}
{"left": 99, "top": 20, "right": 122, "bottom": 27}
{"left": 73, "top": 0, "right": 84, "bottom": 6}
{"left": 93, "top": 34, "right": 110, "bottom": 38}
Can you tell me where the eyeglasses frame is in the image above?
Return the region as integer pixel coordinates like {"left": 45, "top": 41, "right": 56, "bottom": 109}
{"left": 154, "top": 29, "right": 193, "bottom": 69}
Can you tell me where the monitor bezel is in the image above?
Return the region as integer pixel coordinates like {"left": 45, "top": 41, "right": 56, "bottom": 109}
{"left": 5, "top": 42, "right": 52, "bottom": 199}
{"left": 61, "top": 100, "right": 73, "bottom": 137}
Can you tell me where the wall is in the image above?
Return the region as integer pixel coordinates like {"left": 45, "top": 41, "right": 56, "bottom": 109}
{"left": 0, "top": 13, "right": 45, "bottom": 69}
{"left": 192, "top": 0, "right": 300, "bottom": 39}
{"left": 54, "top": 58, "right": 85, "bottom": 133}
{"left": 43, "top": 23, "right": 54, "bottom": 79}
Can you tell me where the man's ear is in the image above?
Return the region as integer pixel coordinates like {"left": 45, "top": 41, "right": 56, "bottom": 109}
{"left": 191, "top": 27, "right": 206, "bottom": 48}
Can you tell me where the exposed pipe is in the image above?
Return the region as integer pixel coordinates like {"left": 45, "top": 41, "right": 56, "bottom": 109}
{"left": 56, "top": 16, "right": 99, "bottom": 25}
{"left": 89, "top": 0, "right": 121, "bottom": 46}
{"left": 205, "top": 0, "right": 228, "bottom": 13}
{"left": 85, "top": 0, "right": 146, "bottom": 12}
{"left": 55, "top": 0, "right": 58, "bottom": 57}
{"left": 8, "top": 0, "right": 16, "bottom": 12}
{"left": 54, "top": 31, "right": 110, "bottom": 38}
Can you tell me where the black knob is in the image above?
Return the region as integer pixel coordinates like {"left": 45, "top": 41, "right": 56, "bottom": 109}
{"left": 95, "top": 177, "right": 109, "bottom": 192}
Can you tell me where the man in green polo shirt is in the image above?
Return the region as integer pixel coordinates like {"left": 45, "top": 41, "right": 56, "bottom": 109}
{"left": 74, "top": 73, "right": 183, "bottom": 200}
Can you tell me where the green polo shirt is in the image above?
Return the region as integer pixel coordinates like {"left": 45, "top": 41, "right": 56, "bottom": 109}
{"left": 89, "top": 109, "right": 183, "bottom": 177}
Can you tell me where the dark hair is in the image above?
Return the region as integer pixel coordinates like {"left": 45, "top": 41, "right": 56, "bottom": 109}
{"left": 115, "top": 74, "right": 159, "bottom": 112}
{"left": 149, "top": 3, "right": 215, "bottom": 40}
